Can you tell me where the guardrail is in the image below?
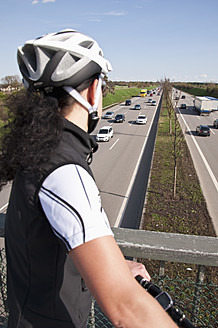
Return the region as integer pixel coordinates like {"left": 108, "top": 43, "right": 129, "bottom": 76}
{"left": 0, "top": 214, "right": 217, "bottom": 327}
{"left": 112, "top": 227, "right": 218, "bottom": 266}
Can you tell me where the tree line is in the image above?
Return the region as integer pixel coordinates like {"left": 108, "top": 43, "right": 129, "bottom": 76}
{"left": 0, "top": 75, "right": 22, "bottom": 90}
{"left": 173, "top": 82, "right": 218, "bottom": 98}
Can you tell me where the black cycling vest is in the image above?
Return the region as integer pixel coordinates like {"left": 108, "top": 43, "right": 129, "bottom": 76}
{"left": 5, "top": 118, "right": 98, "bottom": 328}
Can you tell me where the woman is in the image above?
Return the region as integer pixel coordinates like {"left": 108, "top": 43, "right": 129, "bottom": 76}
{"left": 0, "top": 29, "right": 177, "bottom": 327}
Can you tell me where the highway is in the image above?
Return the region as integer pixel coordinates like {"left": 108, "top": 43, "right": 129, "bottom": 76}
{"left": 91, "top": 91, "right": 161, "bottom": 227}
{"left": 1, "top": 88, "right": 218, "bottom": 235}
{"left": 0, "top": 91, "right": 161, "bottom": 233}
{"left": 174, "top": 90, "right": 218, "bottom": 235}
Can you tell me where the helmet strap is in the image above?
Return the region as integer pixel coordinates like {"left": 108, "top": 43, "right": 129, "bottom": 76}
{"left": 63, "top": 75, "right": 103, "bottom": 133}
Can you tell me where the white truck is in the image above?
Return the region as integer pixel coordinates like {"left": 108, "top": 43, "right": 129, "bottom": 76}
{"left": 194, "top": 96, "right": 218, "bottom": 115}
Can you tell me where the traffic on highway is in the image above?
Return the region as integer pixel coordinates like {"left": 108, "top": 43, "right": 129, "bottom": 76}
{"left": 1, "top": 86, "right": 218, "bottom": 235}
{"left": 91, "top": 89, "right": 161, "bottom": 227}
{"left": 0, "top": 88, "right": 162, "bottom": 246}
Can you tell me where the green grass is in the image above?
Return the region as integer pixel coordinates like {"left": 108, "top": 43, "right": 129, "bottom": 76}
{"left": 0, "top": 120, "right": 8, "bottom": 140}
{"left": 174, "top": 84, "right": 218, "bottom": 98}
{"left": 102, "top": 85, "right": 156, "bottom": 108}
{"left": 0, "top": 92, "right": 6, "bottom": 100}
{"left": 175, "top": 86, "right": 208, "bottom": 97}
{"left": 103, "top": 87, "right": 141, "bottom": 108}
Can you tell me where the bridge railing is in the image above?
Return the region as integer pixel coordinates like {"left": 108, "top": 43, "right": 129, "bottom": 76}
{"left": 0, "top": 214, "right": 217, "bottom": 327}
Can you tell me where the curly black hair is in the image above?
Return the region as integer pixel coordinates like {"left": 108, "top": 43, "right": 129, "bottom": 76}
{"left": 0, "top": 89, "right": 64, "bottom": 191}
{"left": 0, "top": 74, "right": 100, "bottom": 191}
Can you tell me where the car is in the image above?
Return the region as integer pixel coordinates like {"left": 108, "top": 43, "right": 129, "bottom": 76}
{"left": 181, "top": 95, "right": 186, "bottom": 99}
{"left": 150, "top": 93, "right": 153, "bottom": 96}
{"left": 114, "top": 113, "right": 125, "bottom": 123}
{"left": 148, "top": 98, "right": 153, "bottom": 103}
{"left": 175, "top": 96, "right": 179, "bottom": 100}
{"left": 213, "top": 119, "right": 218, "bottom": 128}
{"left": 180, "top": 104, "right": 186, "bottom": 109}
{"left": 196, "top": 125, "right": 210, "bottom": 136}
{"left": 96, "top": 126, "right": 114, "bottom": 142}
{"left": 157, "top": 92, "right": 160, "bottom": 95}
{"left": 151, "top": 100, "right": 156, "bottom": 106}
{"left": 125, "top": 99, "right": 131, "bottom": 106}
{"left": 134, "top": 104, "right": 141, "bottom": 110}
{"left": 136, "top": 115, "right": 147, "bottom": 125}
{"left": 102, "top": 111, "right": 114, "bottom": 119}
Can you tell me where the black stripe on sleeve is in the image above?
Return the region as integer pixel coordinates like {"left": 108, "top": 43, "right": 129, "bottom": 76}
{"left": 75, "top": 166, "right": 92, "bottom": 209}
{"left": 41, "top": 186, "right": 86, "bottom": 244}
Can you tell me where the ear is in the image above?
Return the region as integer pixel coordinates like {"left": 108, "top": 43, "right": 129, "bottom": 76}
{"left": 87, "top": 79, "right": 99, "bottom": 106}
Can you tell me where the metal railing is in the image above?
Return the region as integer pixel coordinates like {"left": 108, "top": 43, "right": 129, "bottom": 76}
{"left": 111, "top": 227, "right": 218, "bottom": 327}
{"left": 0, "top": 214, "right": 217, "bottom": 327}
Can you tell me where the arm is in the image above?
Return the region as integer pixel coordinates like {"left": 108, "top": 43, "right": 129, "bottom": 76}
{"left": 69, "top": 235, "right": 177, "bottom": 328}
{"left": 39, "top": 166, "right": 176, "bottom": 327}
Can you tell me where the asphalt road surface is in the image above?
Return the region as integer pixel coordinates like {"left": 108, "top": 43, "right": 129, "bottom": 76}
{"left": 91, "top": 92, "right": 161, "bottom": 227}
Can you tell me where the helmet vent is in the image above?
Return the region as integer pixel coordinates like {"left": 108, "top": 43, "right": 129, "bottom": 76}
{"left": 79, "top": 41, "right": 94, "bottom": 49}
{"left": 70, "top": 54, "right": 80, "bottom": 62}
{"left": 22, "top": 44, "right": 37, "bottom": 71}
{"left": 41, "top": 47, "right": 57, "bottom": 59}
{"left": 52, "top": 31, "right": 75, "bottom": 42}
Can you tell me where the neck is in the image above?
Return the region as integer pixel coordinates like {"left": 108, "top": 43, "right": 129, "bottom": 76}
{"left": 62, "top": 89, "right": 89, "bottom": 132}
{"left": 63, "top": 105, "right": 89, "bottom": 132}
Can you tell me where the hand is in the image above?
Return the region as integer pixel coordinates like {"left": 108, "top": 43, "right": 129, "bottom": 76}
{"left": 126, "top": 260, "right": 151, "bottom": 281}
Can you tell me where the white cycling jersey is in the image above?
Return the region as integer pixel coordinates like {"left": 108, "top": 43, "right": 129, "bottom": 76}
{"left": 39, "top": 164, "right": 113, "bottom": 251}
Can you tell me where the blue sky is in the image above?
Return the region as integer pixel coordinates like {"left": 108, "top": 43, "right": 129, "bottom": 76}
{"left": 1, "top": 0, "right": 218, "bottom": 82}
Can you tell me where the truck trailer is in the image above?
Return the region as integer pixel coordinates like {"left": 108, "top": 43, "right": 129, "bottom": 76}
{"left": 194, "top": 96, "right": 218, "bottom": 115}
{"left": 206, "top": 97, "right": 218, "bottom": 111}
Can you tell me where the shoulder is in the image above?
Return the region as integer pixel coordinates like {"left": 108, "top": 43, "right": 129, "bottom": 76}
{"left": 39, "top": 164, "right": 113, "bottom": 250}
{"left": 42, "top": 163, "right": 98, "bottom": 197}
{"left": 40, "top": 164, "right": 100, "bottom": 213}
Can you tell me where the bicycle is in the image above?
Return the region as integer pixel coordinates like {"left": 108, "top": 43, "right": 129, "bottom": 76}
{"left": 135, "top": 275, "right": 196, "bottom": 328}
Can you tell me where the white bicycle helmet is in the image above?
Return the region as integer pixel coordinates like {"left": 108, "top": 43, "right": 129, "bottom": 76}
{"left": 18, "top": 29, "right": 112, "bottom": 133}
{"left": 17, "top": 29, "right": 112, "bottom": 91}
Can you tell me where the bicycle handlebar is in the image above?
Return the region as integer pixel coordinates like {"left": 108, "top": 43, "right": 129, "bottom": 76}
{"left": 135, "top": 275, "right": 196, "bottom": 328}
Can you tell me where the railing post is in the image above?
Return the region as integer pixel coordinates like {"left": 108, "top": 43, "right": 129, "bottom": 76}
{"left": 158, "top": 261, "right": 165, "bottom": 288}
{"left": 191, "top": 265, "right": 206, "bottom": 325}
{"left": 159, "top": 261, "right": 165, "bottom": 276}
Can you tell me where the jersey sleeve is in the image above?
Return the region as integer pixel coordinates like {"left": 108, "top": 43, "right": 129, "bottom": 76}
{"left": 38, "top": 164, "right": 113, "bottom": 251}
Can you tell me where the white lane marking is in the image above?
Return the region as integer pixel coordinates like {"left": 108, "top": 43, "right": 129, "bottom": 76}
{"left": 178, "top": 108, "right": 218, "bottom": 193}
{"left": 114, "top": 104, "right": 158, "bottom": 227}
{"left": 110, "top": 138, "right": 119, "bottom": 150}
{"left": 210, "top": 129, "right": 215, "bottom": 135}
{"left": 0, "top": 202, "right": 8, "bottom": 212}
